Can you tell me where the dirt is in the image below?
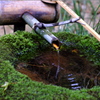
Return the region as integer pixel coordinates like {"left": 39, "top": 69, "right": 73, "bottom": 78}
{"left": 16, "top": 50, "right": 100, "bottom": 89}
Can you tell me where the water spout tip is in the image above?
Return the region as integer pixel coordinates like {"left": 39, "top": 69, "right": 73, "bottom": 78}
{"left": 52, "top": 40, "right": 60, "bottom": 50}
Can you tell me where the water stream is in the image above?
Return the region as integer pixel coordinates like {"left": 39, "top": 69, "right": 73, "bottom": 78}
{"left": 55, "top": 50, "right": 60, "bottom": 79}
{"left": 52, "top": 43, "right": 60, "bottom": 78}
{"left": 52, "top": 45, "right": 82, "bottom": 89}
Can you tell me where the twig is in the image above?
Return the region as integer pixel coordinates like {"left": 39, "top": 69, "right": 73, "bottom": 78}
{"left": 56, "top": 0, "right": 100, "bottom": 41}
{"left": 35, "top": 18, "right": 83, "bottom": 29}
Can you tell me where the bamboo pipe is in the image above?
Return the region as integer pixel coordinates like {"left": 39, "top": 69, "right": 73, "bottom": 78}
{"left": 56, "top": 0, "right": 100, "bottom": 42}
{"left": 22, "top": 13, "right": 60, "bottom": 49}
{"left": 0, "top": 1, "right": 59, "bottom": 25}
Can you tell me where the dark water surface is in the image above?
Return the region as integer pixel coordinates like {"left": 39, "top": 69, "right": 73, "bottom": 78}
{"left": 16, "top": 51, "right": 100, "bottom": 90}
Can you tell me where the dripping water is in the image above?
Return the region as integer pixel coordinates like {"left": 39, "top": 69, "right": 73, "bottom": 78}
{"left": 52, "top": 43, "right": 83, "bottom": 89}
{"left": 55, "top": 49, "right": 60, "bottom": 79}
{"left": 52, "top": 43, "right": 60, "bottom": 79}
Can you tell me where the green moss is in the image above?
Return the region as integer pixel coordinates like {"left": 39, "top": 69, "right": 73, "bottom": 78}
{"left": 54, "top": 32, "right": 100, "bottom": 65}
{"left": 0, "top": 42, "right": 14, "bottom": 62}
{"left": 1, "top": 31, "right": 99, "bottom": 65}
{"left": 0, "top": 31, "right": 100, "bottom": 100}
{"left": 0, "top": 60, "right": 100, "bottom": 100}
{"left": 0, "top": 31, "right": 50, "bottom": 61}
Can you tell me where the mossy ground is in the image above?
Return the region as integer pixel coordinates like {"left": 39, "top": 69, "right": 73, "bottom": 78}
{"left": 0, "top": 31, "right": 100, "bottom": 100}
{"left": 0, "top": 60, "right": 100, "bottom": 100}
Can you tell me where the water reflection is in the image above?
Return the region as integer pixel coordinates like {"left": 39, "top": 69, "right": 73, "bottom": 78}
{"left": 16, "top": 50, "right": 100, "bottom": 90}
{"left": 56, "top": 73, "right": 83, "bottom": 90}
{"left": 67, "top": 74, "right": 82, "bottom": 90}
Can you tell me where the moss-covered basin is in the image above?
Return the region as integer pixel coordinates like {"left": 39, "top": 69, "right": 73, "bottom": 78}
{"left": 0, "top": 60, "right": 100, "bottom": 100}
{"left": 0, "top": 31, "right": 100, "bottom": 100}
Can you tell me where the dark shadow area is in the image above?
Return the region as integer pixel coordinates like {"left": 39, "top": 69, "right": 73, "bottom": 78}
{"left": 16, "top": 50, "right": 100, "bottom": 90}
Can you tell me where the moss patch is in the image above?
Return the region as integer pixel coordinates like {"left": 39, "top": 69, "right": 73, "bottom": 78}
{"left": 54, "top": 32, "right": 100, "bottom": 65}
{"left": 0, "top": 31, "right": 100, "bottom": 100}
{"left": 0, "top": 60, "right": 100, "bottom": 100}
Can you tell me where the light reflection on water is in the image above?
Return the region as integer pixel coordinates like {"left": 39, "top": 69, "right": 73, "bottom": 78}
{"left": 67, "top": 74, "right": 82, "bottom": 90}
{"left": 58, "top": 73, "right": 83, "bottom": 90}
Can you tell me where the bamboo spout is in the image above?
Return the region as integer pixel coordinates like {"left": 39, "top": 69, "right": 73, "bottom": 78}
{"left": 22, "top": 13, "right": 60, "bottom": 48}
